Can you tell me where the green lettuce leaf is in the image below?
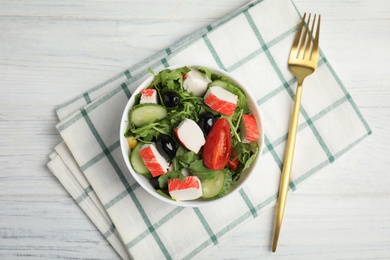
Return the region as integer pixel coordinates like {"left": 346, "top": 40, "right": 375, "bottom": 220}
{"left": 158, "top": 170, "right": 185, "bottom": 189}
{"left": 189, "top": 160, "right": 220, "bottom": 180}
{"left": 197, "top": 66, "right": 212, "bottom": 80}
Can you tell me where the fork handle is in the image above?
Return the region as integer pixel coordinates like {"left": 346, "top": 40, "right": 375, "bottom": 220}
{"left": 272, "top": 83, "right": 303, "bottom": 252}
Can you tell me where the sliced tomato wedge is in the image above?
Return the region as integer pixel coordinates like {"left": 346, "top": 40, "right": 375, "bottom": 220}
{"left": 228, "top": 157, "right": 239, "bottom": 171}
{"left": 202, "top": 118, "right": 232, "bottom": 170}
{"left": 227, "top": 150, "right": 239, "bottom": 170}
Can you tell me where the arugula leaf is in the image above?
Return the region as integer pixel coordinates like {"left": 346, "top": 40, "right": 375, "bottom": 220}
{"left": 177, "top": 149, "right": 197, "bottom": 168}
{"left": 158, "top": 170, "right": 185, "bottom": 189}
{"left": 197, "top": 66, "right": 212, "bottom": 80}
{"left": 156, "top": 189, "right": 175, "bottom": 200}
{"left": 232, "top": 142, "right": 259, "bottom": 181}
{"left": 127, "top": 121, "right": 171, "bottom": 142}
{"left": 188, "top": 160, "right": 220, "bottom": 180}
{"left": 148, "top": 68, "right": 155, "bottom": 75}
{"left": 223, "top": 114, "right": 242, "bottom": 143}
{"left": 243, "top": 147, "right": 259, "bottom": 170}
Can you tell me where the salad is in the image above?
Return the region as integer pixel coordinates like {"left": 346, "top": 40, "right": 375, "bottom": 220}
{"left": 124, "top": 66, "right": 260, "bottom": 201}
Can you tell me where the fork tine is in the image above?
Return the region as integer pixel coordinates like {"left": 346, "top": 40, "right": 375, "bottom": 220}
{"left": 311, "top": 15, "right": 321, "bottom": 62}
{"left": 304, "top": 14, "right": 316, "bottom": 60}
{"left": 298, "top": 13, "right": 311, "bottom": 59}
{"left": 291, "top": 13, "right": 306, "bottom": 54}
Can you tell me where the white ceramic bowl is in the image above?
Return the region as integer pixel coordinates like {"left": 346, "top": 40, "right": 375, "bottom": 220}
{"left": 119, "top": 65, "right": 264, "bottom": 207}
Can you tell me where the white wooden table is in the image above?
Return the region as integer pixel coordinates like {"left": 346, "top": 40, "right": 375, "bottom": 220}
{"left": 1, "top": 0, "right": 389, "bottom": 259}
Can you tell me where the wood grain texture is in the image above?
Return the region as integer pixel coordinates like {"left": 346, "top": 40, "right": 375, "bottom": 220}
{"left": 1, "top": 0, "right": 389, "bottom": 259}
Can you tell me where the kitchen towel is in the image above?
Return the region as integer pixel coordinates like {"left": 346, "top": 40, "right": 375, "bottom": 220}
{"left": 47, "top": 0, "right": 371, "bottom": 259}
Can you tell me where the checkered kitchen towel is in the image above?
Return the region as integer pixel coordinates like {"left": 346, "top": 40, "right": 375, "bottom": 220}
{"left": 47, "top": 0, "right": 371, "bottom": 259}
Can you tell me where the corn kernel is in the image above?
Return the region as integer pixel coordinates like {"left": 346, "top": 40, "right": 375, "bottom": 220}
{"left": 127, "top": 136, "right": 138, "bottom": 149}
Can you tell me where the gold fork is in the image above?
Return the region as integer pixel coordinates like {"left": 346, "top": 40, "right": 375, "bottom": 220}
{"left": 271, "top": 13, "right": 321, "bottom": 252}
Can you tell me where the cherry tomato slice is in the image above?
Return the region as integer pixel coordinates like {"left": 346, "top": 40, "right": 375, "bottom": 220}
{"left": 202, "top": 118, "right": 232, "bottom": 170}
{"left": 182, "top": 72, "right": 187, "bottom": 81}
{"left": 228, "top": 157, "right": 239, "bottom": 171}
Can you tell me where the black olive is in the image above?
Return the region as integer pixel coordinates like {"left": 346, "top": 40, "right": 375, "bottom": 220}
{"left": 198, "top": 112, "right": 215, "bottom": 135}
{"left": 156, "top": 134, "right": 178, "bottom": 161}
{"left": 162, "top": 91, "right": 180, "bottom": 108}
{"left": 150, "top": 177, "right": 160, "bottom": 190}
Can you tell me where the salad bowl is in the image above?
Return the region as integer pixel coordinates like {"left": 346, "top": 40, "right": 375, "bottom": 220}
{"left": 119, "top": 65, "right": 264, "bottom": 207}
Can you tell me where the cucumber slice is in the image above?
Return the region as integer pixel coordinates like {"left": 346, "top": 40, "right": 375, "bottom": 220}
{"left": 201, "top": 171, "right": 225, "bottom": 199}
{"left": 130, "top": 142, "right": 150, "bottom": 175}
{"left": 209, "top": 80, "right": 228, "bottom": 88}
{"left": 129, "top": 104, "right": 167, "bottom": 127}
